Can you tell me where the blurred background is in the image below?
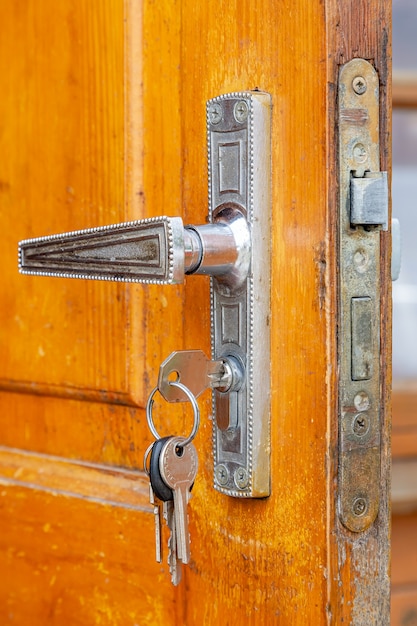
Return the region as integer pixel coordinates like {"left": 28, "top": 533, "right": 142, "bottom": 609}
{"left": 391, "top": 0, "right": 417, "bottom": 623}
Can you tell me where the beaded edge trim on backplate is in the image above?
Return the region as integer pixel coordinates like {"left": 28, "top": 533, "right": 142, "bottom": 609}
{"left": 207, "top": 92, "right": 255, "bottom": 497}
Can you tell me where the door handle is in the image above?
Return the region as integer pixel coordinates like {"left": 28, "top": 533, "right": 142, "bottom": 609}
{"left": 19, "top": 212, "right": 250, "bottom": 289}
{"left": 19, "top": 91, "right": 273, "bottom": 498}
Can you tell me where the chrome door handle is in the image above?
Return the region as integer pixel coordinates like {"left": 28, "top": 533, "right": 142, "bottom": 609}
{"left": 19, "top": 90, "right": 272, "bottom": 498}
{"left": 19, "top": 210, "right": 250, "bottom": 289}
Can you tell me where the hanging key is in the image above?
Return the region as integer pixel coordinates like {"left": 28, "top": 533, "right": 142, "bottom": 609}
{"left": 147, "top": 437, "right": 173, "bottom": 563}
{"left": 149, "top": 437, "right": 174, "bottom": 503}
{"left": 148, "top": 483, "right": 163, "bottom": 564}
{"left": 157, "top": 349, "right": 244, "bottom": 403}
{"left": 145, "top": 379, "right": 200, "bottom": 579}
{"left": 147, "top": 436, "right": 186, "bottom": 585}
{"left": 159, "top": 436, "right": 198, "bottom": 565}
{"left": 163, "top": 500, "right": 182, "bottom": 586}
{"left": 144, "top": 440, "right": 165, "bottom": 563}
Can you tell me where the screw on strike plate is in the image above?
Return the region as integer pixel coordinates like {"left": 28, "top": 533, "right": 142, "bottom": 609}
{"left": 352, "top": 496, "right": 368, "bottom": 517}
{"left": 352, "top": 76, "right": 367, "bottom": 95}
{"left": 352, "top": 413, "right": 370, "bottom": 436}
{"left": 352, "top": 143, "right": 368, "bottom": 164}
{"left": 354, "top": 391, "right": 370, "bottom": 412}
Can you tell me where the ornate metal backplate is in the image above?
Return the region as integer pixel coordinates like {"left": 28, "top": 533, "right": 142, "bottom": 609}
{"left": 207, "top": 92, "right": 272, "bottom": 498}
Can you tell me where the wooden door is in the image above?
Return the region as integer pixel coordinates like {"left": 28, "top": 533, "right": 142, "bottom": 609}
{"left": 0, "top": 1, "right": 391, "bottom": 624}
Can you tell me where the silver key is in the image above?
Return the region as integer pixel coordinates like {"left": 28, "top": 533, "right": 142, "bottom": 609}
{"left": 147, "top": 436, "right": 175, "bottom": 566}
{"left": 164, "top": 500, "right": 182, "bottom": 585}
{"left": 159, "top": 436, "right": 198, "bottom": 564}
{"left": 149, "top": 483, "right": 163, "bottom": 563}
{"left": 144, "top": 442, "right": 164, "bottom": 563}
{"left": 158, "top": 350, "right": 233, "bottom": 402}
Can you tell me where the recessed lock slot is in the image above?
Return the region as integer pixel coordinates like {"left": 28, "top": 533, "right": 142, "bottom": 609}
{"left": 351, "top": 297, "right": 373, "bottom": 381}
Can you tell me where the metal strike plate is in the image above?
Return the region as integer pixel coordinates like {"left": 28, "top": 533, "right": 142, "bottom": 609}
{"left": 338, "top": 60, "right": 387, "bottom": 532}
{"left": 207, "top": 92, "right": 272, "bottom": 498}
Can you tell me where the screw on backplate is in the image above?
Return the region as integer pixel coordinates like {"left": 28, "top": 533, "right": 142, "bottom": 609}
{"left": 352, "top": 76, "right": 367, "bottom": 95}
{"left": 352, "top": 413, "right": 370, "bottom": 436}
{"left": 209, "top": 103, "right": 222, "bottom": 125}
{"left": 352, "top": 496, "right": 368, "bottom": 517}
{"left": 215, "top": 464, "right": 229, "bottom": 486}
{"left": 234, "top": 467, "right": 249, "bottom": 489}
{"left": 234, "top": 100, "right": 249, "bottom": 123}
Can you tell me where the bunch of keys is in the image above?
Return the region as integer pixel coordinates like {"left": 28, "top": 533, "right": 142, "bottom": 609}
{"left": 144, "top": 380, "right": 200, "bottom": 586}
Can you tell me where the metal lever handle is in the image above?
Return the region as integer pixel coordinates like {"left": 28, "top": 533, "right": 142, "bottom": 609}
{"left": 19, "top": 210, "right": 250, "bottom": 287}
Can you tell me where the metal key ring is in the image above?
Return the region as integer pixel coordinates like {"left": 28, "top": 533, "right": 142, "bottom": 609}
{"left": 146, "top": 381, "right": 200, "bottom": 448}
{"left": 143, "top": 441, "right": 154, "bottom": 477}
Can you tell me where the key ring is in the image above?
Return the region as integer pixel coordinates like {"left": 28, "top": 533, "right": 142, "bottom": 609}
{"left": 143, "top": 441, "right": 154, "bottom": 477}
{"left": 146, "top": 381, "right": 200, "bottom": 448}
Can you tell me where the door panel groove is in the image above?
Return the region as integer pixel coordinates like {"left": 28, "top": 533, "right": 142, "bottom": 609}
{"left": 0, "top": 447, "right": 150, "bottom": 511}
{"left": 0, "top": 379, "right": 141, "bottom": 407}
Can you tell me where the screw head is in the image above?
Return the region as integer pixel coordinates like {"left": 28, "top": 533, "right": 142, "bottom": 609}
{"left": 209, "top": 103, "right": 222, "bottom": 125}
{"left": 234, "top": 100, "right": 249, "bottom": 123}
{"left": 352, "top": 496, "right": 368, "bottom": 517}
{"left": 353, "top": 248, "right": 369, "bottom": 273}
{"left": 234, "top": 466, "right": 249, "bottom": 489}
{"left": 215, "top": 464, "right": 229, "bottom": 486}
{"left": 352, "top": 76, "right": 367, "bottom": 95}
{"left": 354, "top": 391, "right": 370, "bottom": 412}
{"left": 352, "top": 142, "right": 368, "bottom": 164}
{"left": 352, "top": 413, "right": 370, "bottom": 436}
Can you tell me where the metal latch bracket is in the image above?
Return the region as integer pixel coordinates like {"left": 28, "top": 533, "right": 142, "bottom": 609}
{"left": 337, "top": 59, "right": 387, "bottom": 532}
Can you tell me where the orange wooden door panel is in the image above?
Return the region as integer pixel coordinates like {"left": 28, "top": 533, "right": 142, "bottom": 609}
{"left": 0, "top": 1, "right": 391, "bottom": 624}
